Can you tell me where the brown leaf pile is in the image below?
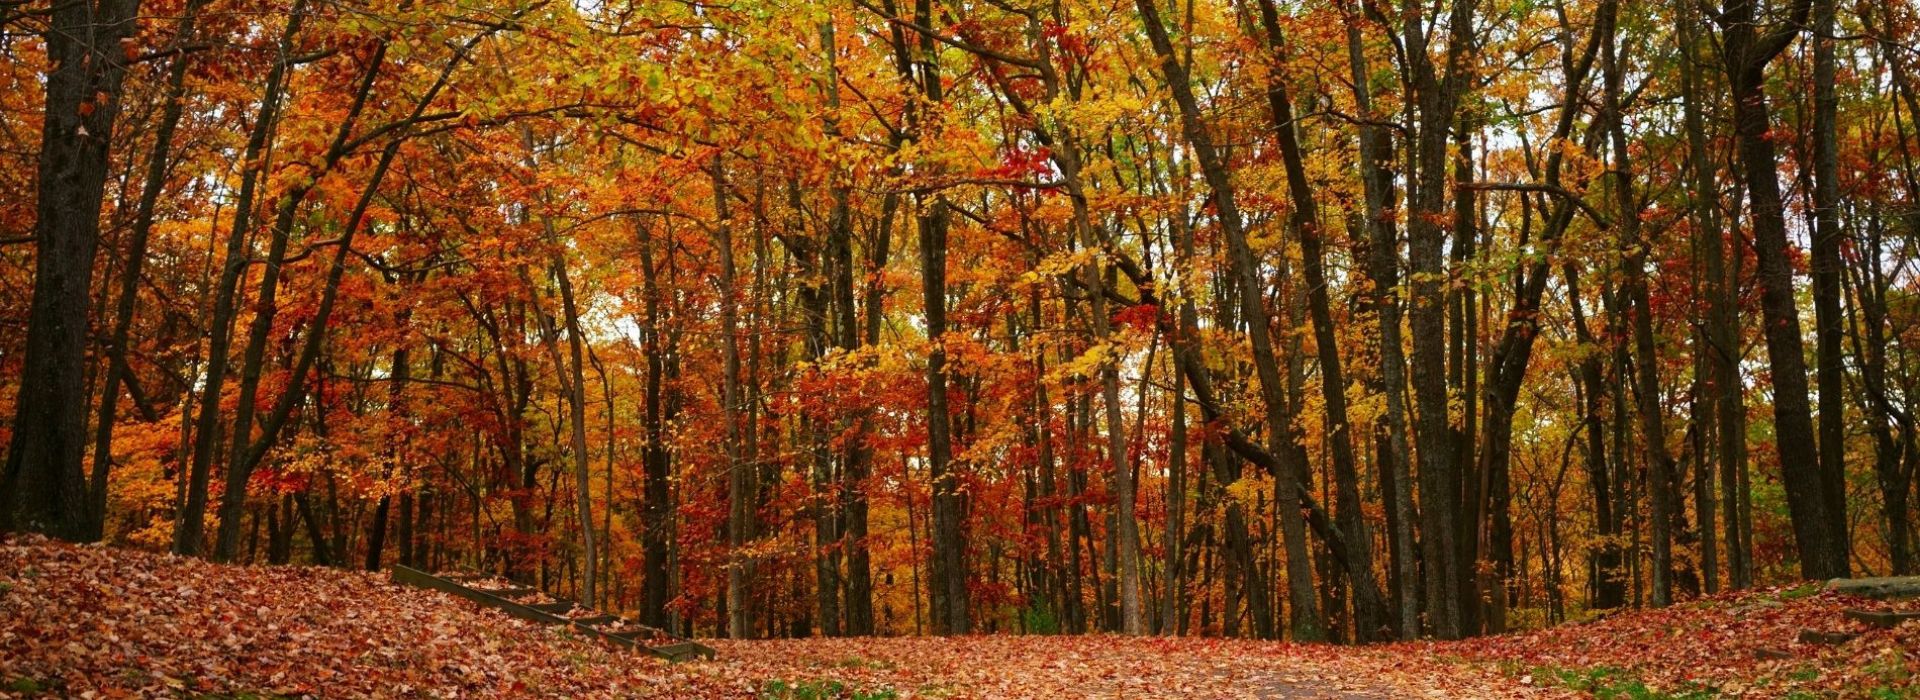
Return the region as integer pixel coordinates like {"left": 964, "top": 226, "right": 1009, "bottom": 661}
{"left": 1427, "top": 587, "right": 1920, "bottom": 698}
{"left": 0, "top": 536, "right": 724, "bottom": 698}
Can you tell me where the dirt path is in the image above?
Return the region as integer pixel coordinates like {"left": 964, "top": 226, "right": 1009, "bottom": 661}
{"left": 702, "top": 635, "right": 1551, "bottom": 699}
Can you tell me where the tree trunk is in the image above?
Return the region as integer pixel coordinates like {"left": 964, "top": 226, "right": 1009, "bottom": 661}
{"left": 4, "top": 0, "right": 144, "bottom": 541}
{"left": 1679, "top": 10, "right": 1722, "bottom": 592}
{"left": 1567, "top": 265, "right": 1626, "bottom": 609}
{"left": 1343, "top": 19, "right": 1420, "bottom": 640}
{"left": 87, "top": 0, "right": 206, "bottom": 537}
{"left": 1400, "top": 0, "right": 1476, "bottom": 639}
{"left": 1603, "top": 11, "right": 1675, "bottom": 606}
{"left": 715, "top": 163, "right": 753, "bottom": 638}
{"left": 1718, "top": 0, "right": 1850, "bottom": 580}
{"left": 1809, "top": 0, "right": 1850, "bottom": 544}
{"left": 1135, "top": 0, "right": 1321, "bottom": 641}
{"left": 1253, "top": 0, "right": 1387, "bottom": 641}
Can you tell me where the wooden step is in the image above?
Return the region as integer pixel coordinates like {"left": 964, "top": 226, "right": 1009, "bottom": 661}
{"left": 647, "top": 641, "right": 717, "bottom": 662}
{"left": 1844, "top": 608, "right": 1920, "bottom": 628}
{"left": 1797, "top": 628, "right": 1857, "bottom": 645}
{"left": 389, "top": 565, "right": 716, "bottom": 662}
{"left": 473, "top": 586, "right": 536, "bottom": 599}
{"left": 606, "top": 624, "right": 672, "bottom": 640}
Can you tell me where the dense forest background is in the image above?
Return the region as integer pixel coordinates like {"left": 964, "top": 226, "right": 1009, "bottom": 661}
{"left": 2, "top": 0, "right": 1916, "bottom": 644}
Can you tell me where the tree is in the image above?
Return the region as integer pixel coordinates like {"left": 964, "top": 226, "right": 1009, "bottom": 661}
{"left": 3, "top": 0, "right": 145, "bottom": 541}
{"left": 1716, "top": 0, "right": 1851, "bottom": 580}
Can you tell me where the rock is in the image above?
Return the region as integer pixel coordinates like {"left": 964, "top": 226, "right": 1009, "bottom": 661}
{"left": 1825, "top": 576, "right": 1920, "bottom": 599}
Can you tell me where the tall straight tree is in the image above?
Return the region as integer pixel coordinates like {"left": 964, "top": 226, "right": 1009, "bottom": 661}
{"left": 1400, "top": 0, "right": 1476, "bottom": 639}
{"left": 1602, "top": 3, "right": 1676, "bottom": 605}
{"left": 1808, "top": 0, "right": 1849, "bottom": 541}
{"left": 3, "top": 0, "right": 144, "bottom": 540}
{"left": 1716, "top": 0, "right": 1850, "bottom": 579}
{"left": 1342, "top": 12, "right": 1420, "bottom": 639}
{"left": 1682, "top": 5, "right": 1751, "bottom": 589}
{"left": 1678, "top": 5, "right": 1723, "bottom": 592}
{"left": 716, "top": 162, "right": 753, "bottom": 638}
{"left": 907, "top": 0, "right": 970, "bottom": 636}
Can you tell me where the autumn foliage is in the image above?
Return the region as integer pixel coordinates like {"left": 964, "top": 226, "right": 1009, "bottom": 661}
{"left": 2, "top": 0, "right": 1920, "bottom": 687}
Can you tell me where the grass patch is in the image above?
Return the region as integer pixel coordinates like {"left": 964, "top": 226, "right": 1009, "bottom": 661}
{"left": 6, "top": 677, "right": 44, "bottom": 694}
{"left": 761, "top": 678, "right": 900, "bottom": 700}
{"left": 1536, "top": 665, "right": 1716, "bottom": 700}
{"left": 833, "top": 657, "right": 896, "bottom": 671}
{"left": 1778, "top": 582, "right": 1823, "bottom": 600}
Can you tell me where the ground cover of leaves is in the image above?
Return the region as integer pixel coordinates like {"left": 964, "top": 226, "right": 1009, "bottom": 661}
{"left": 1, "top": 538, "right": 1912, "bottom": 698}
{"left": 0, "top": 537, "right": 723, "bottom": 698}
{"left": 1426, "top": 585, "right": 1919, "bottom": 698}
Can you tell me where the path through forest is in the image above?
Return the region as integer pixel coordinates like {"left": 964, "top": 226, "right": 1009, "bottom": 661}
{"left": 713, "top": 635, "right": 1534, "bottom": 698}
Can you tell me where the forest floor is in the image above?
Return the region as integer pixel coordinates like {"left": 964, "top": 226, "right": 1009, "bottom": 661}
{"left": 1, "top": 537, "right": 1913, "bottom": 699}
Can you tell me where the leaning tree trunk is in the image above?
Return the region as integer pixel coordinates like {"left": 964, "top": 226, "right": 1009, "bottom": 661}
{"left": 1253, "top": 0, "right": 1386, "bottom": 641}
{"left": 176, "top": 4, "right": 308, "bottom": 556}
{"left": 1135, "top": 0, "right": 1322, "bottom": 641}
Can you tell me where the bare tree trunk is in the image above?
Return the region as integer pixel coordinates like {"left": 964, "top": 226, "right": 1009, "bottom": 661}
{"left": 921, "top": 194, "right": 969, "bottom": 634}
{"left": 1718, "top": 0, "right": 1850, "bottom": 579}
{"left": 1603, "top": 10, "right": 1674, "bottom": 606}
{"left": 714, "top": 164, "right": 753, "bottom": 638}
{"left": 1567, "top": 265, "right": 1626, "bottom": 609}
{"left": 3, "top": 0, "right": 146, "bottom": 540}
{"left": 1399, "top": 0, "right": 1476, "bottom": 639}
{"left": 824, "top": 18, "right": 881, "bottom": 634}
{"left": 173, "top": 3, "right": 305, "bottom": 555}
{"left": 365, "top": 346, "right": 412, "bottom": 572}
{"left": 1809, "top": 0, "right": 1850, "bottom": 544}
{"left": 1679, "top": 10, "right": 1722, "bottom": 592}
{"left": 1343, "top": 18, "right": 1419, "bottom": 640}
{"left": 541, "top": 245, "right": 597, "bottom": 608}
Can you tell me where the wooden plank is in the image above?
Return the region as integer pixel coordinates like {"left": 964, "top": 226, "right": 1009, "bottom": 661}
{"left": 606, "top": 624, "right": 672, "bottom": 640}
{"left": 568, "top": 614, "right": 621, "bottom": 626}
{"left": 473, "top": 586, "right": 536, "bottom": 599}
{"left": 526, "top": 601, "right": 576, "bottom": 615}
